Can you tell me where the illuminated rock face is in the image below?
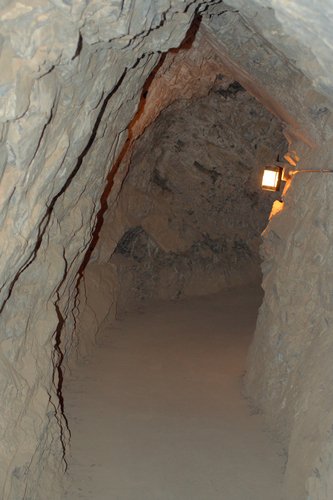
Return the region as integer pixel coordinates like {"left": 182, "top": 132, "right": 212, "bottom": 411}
{"left": 0, "top": 0, "right": 333, "bottom": 499}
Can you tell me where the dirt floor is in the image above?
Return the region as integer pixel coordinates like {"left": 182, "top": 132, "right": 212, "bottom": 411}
{"left": 64, "top": 285, "right": 284, "bottom": 500}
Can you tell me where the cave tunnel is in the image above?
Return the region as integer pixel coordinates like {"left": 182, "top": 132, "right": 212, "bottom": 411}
{"left": 1, "top": 1, "right": 333, "bottom": 500}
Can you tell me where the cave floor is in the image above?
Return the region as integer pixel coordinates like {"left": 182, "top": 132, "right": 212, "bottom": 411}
{"left": 64, "top": 285, "right": 284, "bottom": 500}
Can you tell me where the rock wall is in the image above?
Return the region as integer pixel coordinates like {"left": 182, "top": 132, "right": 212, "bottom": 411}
{"left": 202, "top": 4, "right": 333, "bottom": 147}
{"left": 2, "top": 0, "right": 333, "bottom": 499}
{"left": 0, "top": 2, "right": 219, "bottom": 498}
{"left": 195, "top": 6, "right": 333, "bottom": 499}
{"left": 104, "top": 80, "right": 286, "bottom": 310}
{"left": 245, "top": 140, "right": 333, "bottom": 500}
{"left": 223, "top": 0, "right": 333, "bottom": 100}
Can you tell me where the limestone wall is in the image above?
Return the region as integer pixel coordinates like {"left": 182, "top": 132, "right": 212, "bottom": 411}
{"left": 1, "top": 0, "right": 333, "bottom": 498}
{"left": 202, "top": 4, "right": 333, "bottom": 147}
{"left": 0, "top": 1, "right": 213, "bottom": 498}
{"left": 103, "top": 81, "right": 286, "bottom": 310}
{"left": 245, "top": 140, "right": 333, "bottom": 499}
{"left": 223, "top": 0, "right": 333, "bottom": 100}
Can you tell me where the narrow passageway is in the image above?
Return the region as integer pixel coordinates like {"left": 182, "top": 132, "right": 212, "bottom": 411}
{"left": 64, "top": 285, "right": 284, "bottom": 500}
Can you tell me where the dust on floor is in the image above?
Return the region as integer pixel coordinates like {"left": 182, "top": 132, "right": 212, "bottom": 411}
{"left": 64, "top": 285, "right": 284, "bottom": 500}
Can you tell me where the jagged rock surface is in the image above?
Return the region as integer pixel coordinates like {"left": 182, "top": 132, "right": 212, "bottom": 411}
{"left": 245, "top": 140, "right": 333, "bottom": 500}
{"left": 1, "top": 0, "right": 333, "bottom": 499}
{"left": 0, "top": 2, "right": 218, "bottom": 498}
{"left": 202, "top": 6, "right": 333, "bottom": 148}
{"left": 107, "top": 82, "right": 286, "bottom": 309}
{"left": 223, "top": 0, "right": 333, "bottom": 100}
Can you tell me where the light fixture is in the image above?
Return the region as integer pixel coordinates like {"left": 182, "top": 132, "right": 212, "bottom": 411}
{"left": 261, "top": 162, "right": 333, "bottom": 192}
{"left": 261, "top": 165, "right": 283, "bottom": 191}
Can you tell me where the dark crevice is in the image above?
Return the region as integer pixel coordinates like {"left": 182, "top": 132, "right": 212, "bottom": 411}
{"left": 51, "top": 248, "right": 71, "bottom": 468}
{"left": 71, "top": 49, "right": 176, "bottom": 342}
{"left": 74, "top": 30, "right": 184, "bottom": 279}
{"left": 170, "top": 14, "right": 202, "bottom": 53}
{"left": 52, "top": 299, "right": 69, "bottom": 470}
{"left": 216, "top": 81, "right": 246, "bottom": 98}
{"left": 0, "top": 68, "right": 132, "bottom": 477}
{"left": 73, "top": 33, "right": 83, "bottom": 59}
{"left": 0, "top": 67, "right": 128, "bottom": 317}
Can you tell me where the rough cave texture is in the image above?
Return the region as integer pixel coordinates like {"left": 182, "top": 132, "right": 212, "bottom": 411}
{"left": 104, "top": 81, "right": 286, "bottom": 309}
{"left": 223, "top": 0, "right": 333, "bottom": 100}
{"left": 245, "top": 141, "right": 333, "bottom": 500}
{"left": 0, "top": 2, "right": 220, "bottom": 498}
{"left": 1, "top": 1, "right": 333, "bottom": 499}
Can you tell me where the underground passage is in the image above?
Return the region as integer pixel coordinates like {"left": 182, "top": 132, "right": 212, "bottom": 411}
{"left": 1, "top": 1, "right": 333, "bottom": 499}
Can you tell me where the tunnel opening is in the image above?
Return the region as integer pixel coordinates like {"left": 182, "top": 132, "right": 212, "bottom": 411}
{"left": 1, "top": 2, "right": 333, "bottom": 500}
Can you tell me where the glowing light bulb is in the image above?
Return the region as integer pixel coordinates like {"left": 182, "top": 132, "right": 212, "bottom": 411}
{"left": 261, "top": 166, "right": 283, "bottom": 191}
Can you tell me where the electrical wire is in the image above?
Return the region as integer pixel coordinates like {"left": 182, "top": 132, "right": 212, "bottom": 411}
{"left": 290, "top": 169, "right": 333, "bottom": 174}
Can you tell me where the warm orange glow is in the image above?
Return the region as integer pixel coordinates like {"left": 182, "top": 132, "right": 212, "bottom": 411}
{"left": 270, "top": 199, "right": 284, "bottom": 219}
{"left": 261, "top": 166, "right": 283, "bottom": 191}
{"left": 284, "top": 151, "right": 299, "bottom": 167}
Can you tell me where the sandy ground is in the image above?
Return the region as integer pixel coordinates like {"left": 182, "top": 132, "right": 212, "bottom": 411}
{"left": 64, "top": 285, "right": 284, "bottom": 500}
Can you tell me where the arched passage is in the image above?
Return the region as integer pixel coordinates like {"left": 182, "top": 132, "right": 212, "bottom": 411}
{"left": 0, "top": 2, "right": 332, "bottom": 500}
